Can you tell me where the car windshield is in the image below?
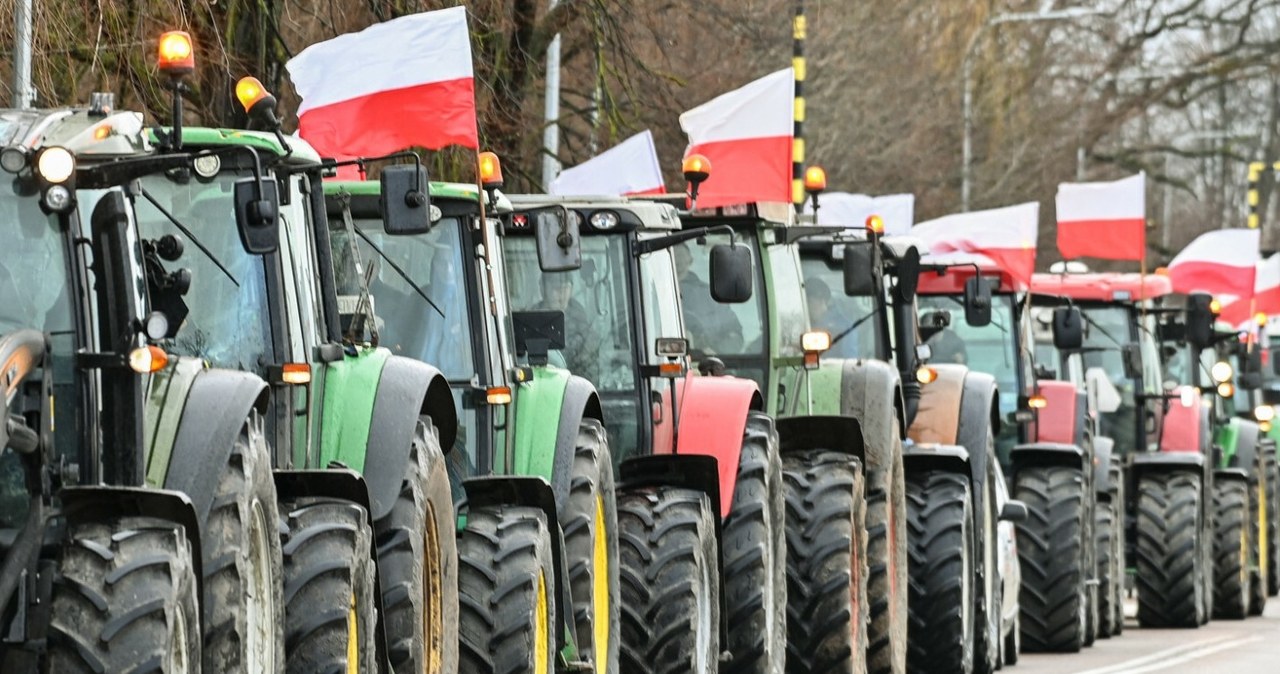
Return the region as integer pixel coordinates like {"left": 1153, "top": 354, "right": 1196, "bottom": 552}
{"left": 799, "top": 250, "right": 880, "bottom": 360}
{"left": 133, "top": 171, "right": 273, "bottom": 372}
{"left": 331, "top": 216, "right": 474, "bottom": 381}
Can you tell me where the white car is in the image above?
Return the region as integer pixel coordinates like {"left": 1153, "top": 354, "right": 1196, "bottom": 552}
{"left": 994, "top": 461, "right": 1026, "bottom": 668}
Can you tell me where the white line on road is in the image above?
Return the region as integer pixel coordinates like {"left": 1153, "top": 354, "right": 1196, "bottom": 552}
{"left": 1116, "top": 635, "right": 1263, "bottom": 674}
{"left": 1068, "top": 635, "right": 1236, "bottom": 674}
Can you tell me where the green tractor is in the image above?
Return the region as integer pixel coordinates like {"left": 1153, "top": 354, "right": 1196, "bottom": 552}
{"left": 499, "top": 194, "right": 784, "bottom": 674}
{"left": 322, "top": 174, "right": 617, "bottom": 673}
{"left": 0, "top": 102, "right": 281, "bottom": 671}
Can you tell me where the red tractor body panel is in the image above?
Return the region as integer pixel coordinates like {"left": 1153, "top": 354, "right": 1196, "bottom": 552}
{"left": 1033, "top": 380, "right": 1079, "bottom": 445}
{"left": 1029, "top": 273, "right": 1172, "bottom": 302}
{"left": 1160, "top": 388, "right": 1203, "bottom": 453}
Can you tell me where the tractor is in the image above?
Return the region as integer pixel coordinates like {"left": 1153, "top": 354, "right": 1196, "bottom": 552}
{"left": 322, "top": 172, "right": 618, "bottom": 674}
{"left": 788, "top": 220, "right": 1018, "bottom": 673}
{"left": 499, "top": 193, "right": 782, "bottom": 674}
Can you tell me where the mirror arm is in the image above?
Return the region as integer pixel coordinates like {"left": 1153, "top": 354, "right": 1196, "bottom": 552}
{"left": 633, "top": 224, "right": 737, "bottom": 256}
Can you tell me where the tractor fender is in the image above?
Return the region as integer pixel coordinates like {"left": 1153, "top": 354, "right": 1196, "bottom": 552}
{"left": 462, "top": 476, "right": 574, "bottom": 653}
{"left": 1159, "top": 387, "right": 1210, "bottom": 454}
{"left": 1009, "top": 442, "right": 1086, "bottom": 472}
{"left": 776, "top": 415, "right": 864, "bottom": 462}
{"left": 956, "top": 371, "right": 999, "bottom": 512}
{"left": 1215, "top": 467, "right": 1251, "bottom": 482}
{"left": 60, "top": 486, "right": 204, "bottom": 608}
{"left": 1130, "top": 451, "right": 1206, "bottom": 475}
{"left": 1227, "top": 418, "right": 1261, "bottom": 478}
{"left": 1094, "top": 435, "right": 1116, "bottom": 498}
{"left": 1032, "top": 380, "right": 1085, "bottom": 447}
{"left": 363, "top": 355, "right": 457, "bottom": 521}
{"left": 673, "top": 375, "right": 763, "bottom": 518}
{"left": 841, "top": 358, "right": 906, "bottom": 474}
{"left": 901, "top": 440, "right": 971, "bottom": 477}
{"left": 549, "top": 374, "right": 603, "bottom": 506}
{"left": 908, "top": 363, "right": 967, "bottom": 446}
{"left": 164, "top": 368, "right": 268, "bottom": 526}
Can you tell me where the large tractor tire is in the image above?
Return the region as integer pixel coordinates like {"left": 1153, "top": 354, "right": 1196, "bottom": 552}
{"left": 1106, "top": 461, "right": 1126, "bottom": 637}
{"left": 279, "top": 499, "right": 378, "bottom": 674}
{"left": 1095, "top": 501, "right": 1121, "bottom": 639}
{"left": 560, "top": 420, "right": 619, "bottom": 674}
{"left": 374, "top": 416, "right": 459, "bottom": 674}
{"left": 1212, "top": 478, "right": 1251, "bottom": 620}
{"left": 199, "top": 413, "right": 285, "bottom": 673}
{"left": 48, "top": 516, "right": 201, "bottom": 673}
{"left": 1249, "top": 465, "right": 1268, "bottom": 617}
{"left": 1265, "top": 452, "right": 1279, "bottom": 597}
{"left": 1134, "top": 470, "right": 1206, "bottom": 628}
{"left": 722, "top": 413, "right": 786, "bottom": 674}
{"left": 865, "top": 425, "right": 908, "bottom": 674}
{"left": 905, "top": 470, "right": 974, "bottom": 674}
{"left": 618, "top": 487, "right": 720, "bottom": 674}
{"left": 1015, "top": 464, "right": 1088, "bottom": 653}
{"left": 458, "top": 505, "right": 557, "bottom": 674}
{"left": 781, "top": 450, "right": 869, "bottom": 674}
{"left": 974, "top": 457, "right": 1000, "bottom": 674}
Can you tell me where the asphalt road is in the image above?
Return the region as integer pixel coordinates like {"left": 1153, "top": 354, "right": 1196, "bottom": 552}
{"left": 1013, "top": 598, "right": 1280, "bottom": 674}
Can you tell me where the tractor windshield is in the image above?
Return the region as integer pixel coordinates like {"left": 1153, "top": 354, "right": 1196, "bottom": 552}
{"left": 799, "top": 251, "right": 880, "bottom": 360}
{"left": 675, "top": 232, "right": 769, "bottom": 387}
{"left": 1079, "top": 305, "right": 1141, "bottom": 453}
{"left": 133, "top": 171, "right": 273, "bottom": 372}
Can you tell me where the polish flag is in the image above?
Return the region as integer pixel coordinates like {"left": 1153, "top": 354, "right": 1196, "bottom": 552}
{"left": 549, "top": 131, "right": 665, "bottom": 196}
{"left": 806, "top": 193, "right": 915, "bottom": 236}
{"left": 1219, "top": 254, "right": 1280, "bottom": 325}
{"left": 1167, "top": 228, "right": 1260, "bottom": 298}
{"left": 912, "top": 203, "right": 1040, "bottom": 288}
{"left": 287, "top": 7, "right": 479, "bottom": 159}
{"left": 679, "top": 68, "right": 793, "bottom": 208}
{"left": 1056, "top": 173, "right": 1146, "bottom": 261}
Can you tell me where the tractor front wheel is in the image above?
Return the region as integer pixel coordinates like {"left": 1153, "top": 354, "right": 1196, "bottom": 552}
{"left": 560, "top": 419, "right": 619, "bottom": 674}
{"left": 866, "top": 425, "right": 908, "bottom": 674}
{"left": 905, "top": 470, "right": 974, "bottom": 674}
{"left": 1212, "top": 478, "right": 1252, "bottom": 620}
{"left": 1135, "top": 470, "right": 1206, "bottom": 628}
{"left": 1015, "top": 464, "right": 1088, "bottom": 653}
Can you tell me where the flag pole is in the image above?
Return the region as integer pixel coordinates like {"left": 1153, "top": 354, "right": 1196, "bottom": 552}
{"left": 791, "top": 0, "right": 806, "bottom": 209}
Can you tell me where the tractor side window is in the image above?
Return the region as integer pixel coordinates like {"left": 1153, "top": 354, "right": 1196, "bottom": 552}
{"left": 636, "top": 246, "right": 684, "bottom": 360}
{"left": 799, "top": 253, "right": 879, "bottom": 360}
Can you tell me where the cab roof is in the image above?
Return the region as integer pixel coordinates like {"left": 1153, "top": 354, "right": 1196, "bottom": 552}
{"left": 1030, "top": 272, "right": 1172, "bottom": 302}
{"left": 506, "top": 194, "right": 682, "bottom": 232}
{"left": 917, "top": 252, "right": 1022, "bottom": 294}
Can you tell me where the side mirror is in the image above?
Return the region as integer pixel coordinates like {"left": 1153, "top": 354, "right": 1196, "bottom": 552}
{"left": 842, "top": 244, "right": 876, "bottom": 296}
{"left": 710, "top": 243, "right": 752, "bottom": 303}
{"left": 892, "top": 247, "right": 921, "bottom": 303}
{"left": 1052, "top": 307, "right": 1083, "bottom": 351}
{"left": 999, "top": 500, "right": 1029, "bottom": 523}
{"left": 380, "top": 164, "right": 431, "bottom": 235}
{"left": 963, "top": 276, "right": 993, "bottom": 327}
{"left": 1086, "top": 367, "right": 1123, "bottom": 414}
{"left": 531, "top": 206, "right": 580, "bottom": 272}
{"left": 1241, "top": 371, "right": 1263, "bottom": 390}
{"left": 512, "top": 310, "right": 566, "bottom": 367}
{"left": 1184, "top": 293, "right": 1215, "bottom": 350}
{"left": 233, "top": 177, "right": 279, "bottom": 254}
{"left": 1121, "top": 343, "right": 1143, "bottom": 381}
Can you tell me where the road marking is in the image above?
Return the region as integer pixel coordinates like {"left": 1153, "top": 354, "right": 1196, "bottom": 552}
{"left": 1117, "top": 635, "right": 1264, "bottom": 674}
{"left": 1068, "top": 635, "right": 1235, "bottom": 674}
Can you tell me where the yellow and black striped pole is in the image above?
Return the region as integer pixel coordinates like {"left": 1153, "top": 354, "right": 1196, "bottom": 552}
{"left": 1248, "top": 161, "right": 1280, "bottom": 230}
{"left": 792, "top": 0, "right": 806, "bottom": 206}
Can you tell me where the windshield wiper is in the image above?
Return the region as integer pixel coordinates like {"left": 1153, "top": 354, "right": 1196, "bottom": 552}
{"left": 1081, "top": 312, "right": 1123, "bottom": 348}
{"left": 352, "top": 226, "right": 445, "bottom": 319}
{"left": 831, "top": 308, "right": 880, "bottom": 348}
{"left": 138, "top": 186, "right": 238, "bottom": 287}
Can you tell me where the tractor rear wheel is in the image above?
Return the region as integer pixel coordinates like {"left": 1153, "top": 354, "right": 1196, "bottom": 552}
{"left": 1249, "top": 465, "right": 1268, "bottom": 616}
{"left": 279, "top": 499, "right": 378, "bottom": 673}
{"left": 1108, "top": 463, "right": 1126, "bottom": 637}
{"left": 458, "top": 505, "right": 557, "bottom": 674}
{"left": 1015, "top": 464, "right": 1087, "bottom": 653}
{"left": 1212, "top": 478, "right": 1251, "bottom": 620}
{"left": 905, "top": 470, "right": 974, "bottom": 674}
{"left": 1265, "top": 451, "right": 1279, "bottom": 597}
{"left": 723, "top": 412, "right": 786, "bottom": 673}
{"left": 781, "top": 449, "right": 869, "bottom": 674}
{"left": 974, "top": 456, "right": 1000, "bottom": 674}
{"left": 1095, "top": 501, "right": 1119, "bottom": 639}
{"left": 618, "top": 487, "right": 720, "bottom": 674}
{"left": 196, "top": 412, "right": 284, "bottom": 673}
{"left": 1135, "top": 470, "right": 1205, "bottom": 628}
{"left": 865, "top": 425, "right": 908, "bottom": 674}
{"left": 374, "top": 416, "right": 458, "bottom": 674}
{"left": 560, "top": 419, "right": 619, "bottom": 674}
{"left": 48, "top": 516, "right": 201, "bottom": 673}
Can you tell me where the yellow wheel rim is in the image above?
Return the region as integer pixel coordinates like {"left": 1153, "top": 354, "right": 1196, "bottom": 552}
{"left": 423, "top": 502, "right": 445, "bottom": 674}
{"left": 347, "top": 593, "right": 359, "bottom": 674}
{"left": 1260, "top": 479, "right": 1270, "bottom": 592}
{"left": 1241, "top": 520, "right": 1249, "bottom": 586}
{"left": 592, "top": 494, "right": 610, "bottom": 674}
{"left": 535, "top": 571, "right": 550, "bottom": 674}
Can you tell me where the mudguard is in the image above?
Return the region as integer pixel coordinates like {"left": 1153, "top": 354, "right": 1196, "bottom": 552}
{"left": 364, "top": 355, "right": 456, "bottom": 520}
{"left": 673, "top": 374, "right": 763, "bottom": 519}
{"left": 1215, "top": 467, "right": 1251, "bottom": 482}
{"left": 1225, "top": 418, "right": 1261, "bottom": 478}
{"left": 956, "top": 371, "right": 1000, "bottom": 518}
{"left": 549, "top": 374, "right": 603, "bottom": 506}
{"left": 60, "top": 486, "right": 204, "bottom": 604}
{"left": 163, "top": 369, "right": 268, "bottom": 526}
{"left": 909, "top": 363, "right": 966, "bottom": 446}
{"left": 462, "top": 476, "right": 573, "bottom": 653}
{"left": 841, "top": 358, "right": 906, "bottom": 475}
{"left": 776, "top": 416, "right": 864, "bottom": 462}
{"left": 1009, "top": 442, "right": 1086, "bottom": 471}
{"left": 901, "top": 440, "right": 971, "bottom": 476}
{"left": 1131, "top": 451, "right": 1206, "bottom": 471}
{"left": 1094, "top": 435, "right": 1116, "bottom": 498}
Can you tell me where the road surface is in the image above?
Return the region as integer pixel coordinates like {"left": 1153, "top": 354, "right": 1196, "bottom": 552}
{"left": 1014, "top": 598, "right": 1280, "bottom": 673}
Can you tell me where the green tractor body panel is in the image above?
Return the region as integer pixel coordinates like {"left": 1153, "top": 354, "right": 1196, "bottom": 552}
{"left": 1217, "top": 418, "right": 1242, "bottom": 469}
{"left": 326, "top": 179, "right": 482, "bottom": 202}
{"left": 316, "top": 347, "right": 393, "bottom": 471}
{"left": 511, "top": 366, "right": 571, "bottom": 482}
{"left": 798, "top": 363, "right": 845, "bottom": 417}
{"left": 147, "top": 127, "right": 322, "bottom": 162}
{"left": 142, "top": 356, "right": 205, "bottom": 487}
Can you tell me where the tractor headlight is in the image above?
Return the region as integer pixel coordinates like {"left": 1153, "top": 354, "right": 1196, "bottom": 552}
{"left": 1211, "top": 361, "right": 1233, "bottom": 384}
{"left": 42, "top": 185, "right": 73, "bottom": 212}
{"left": 36, "top": 146, "right": 75, "bottom": 183}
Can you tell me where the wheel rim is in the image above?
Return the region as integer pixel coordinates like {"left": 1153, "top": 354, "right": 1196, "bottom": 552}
{"left": 347, "top": 592, "right": 359, "bottom": 674}
{"left": 1260, "top": 479, "right": 1270, "bottom": 593}
{"left": 172, "top": 596, "right": 191, "bottom": 674}
{"left": 1240, "top": 519, "right": 1250, "bottom": 593}
{"left": 423, "top": 501, "right": 445, "bottom": 674}
{"left": 535, "top": 571, "right": 550, "bottom": 674}
{"left": 592, "top": 494, "right": 610, "bottom": 674}
{"left": 696, "top": 553, "right": 712, "bottom": 673}
{"left": 246, "top": 500, "right": 275, "bottom": 671}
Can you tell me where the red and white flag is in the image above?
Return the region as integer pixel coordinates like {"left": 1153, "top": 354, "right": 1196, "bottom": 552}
{"left": 1056, "top": 173, "right": 1146, "bottom": 261}
{"left": 1219, "top": 254, "right": 1280, "bottom": 326}
{"left": 680, "top": 68, "right": 793, "bottom": 208}
{"left": 287, "top": 7, "right": 479, "bottom": 159}
{"left": 1167, "top": 228, "right": 1260, "bottom": 298}
{"left": 806, "top": 193, "right": 915, "bottom": 236}
{"left": 912, "top": 203, "right": 1040, "bottom": 288}
{"left": 549, "top": 131, "right": 665, "bottom": 196}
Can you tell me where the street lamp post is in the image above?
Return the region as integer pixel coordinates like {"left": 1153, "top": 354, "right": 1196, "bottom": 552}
{"left": 961, "top": 7, "right": 1104, "bottom": 211}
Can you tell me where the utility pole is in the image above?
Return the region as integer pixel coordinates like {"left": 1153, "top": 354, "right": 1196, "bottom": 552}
{"left": 12, "top": 0, "right": 34, "bottom": 109}
{"left": 541, "top": 0, "right": 562, "bottom": 191}
{"left": 792, "top": 0, "right": 806, "bottom": 207}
